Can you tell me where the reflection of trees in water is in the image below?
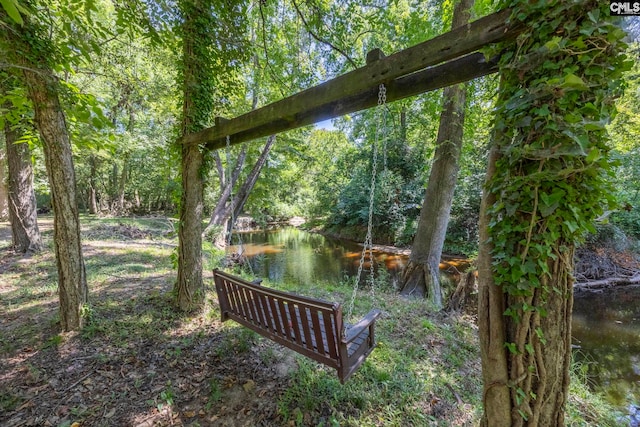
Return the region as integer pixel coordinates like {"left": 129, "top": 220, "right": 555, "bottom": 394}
{"left": 572, "top": 287, "right": 640, "bottom": 407}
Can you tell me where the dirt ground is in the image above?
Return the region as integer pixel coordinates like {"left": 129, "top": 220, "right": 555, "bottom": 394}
{"left": 0, "top": 219, "right": 301, "bottom": 427}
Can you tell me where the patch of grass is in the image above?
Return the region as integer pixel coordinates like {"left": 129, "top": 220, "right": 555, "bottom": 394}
{"left": 42, "top": 334, "right": 63, "bottom": 349}
{"left": 214, "top": 326, "right": 258, "bottom": 358}
{"left": 0, "top": 391, "right": 23, "bottom": 412}
{"left": 566, "top": 357, "right": 625, "bottom": 426}
{"left": 205, "top": 378, "right": 223, "bottom": 410}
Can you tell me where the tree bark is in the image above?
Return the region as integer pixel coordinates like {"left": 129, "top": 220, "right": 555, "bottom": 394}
{"left": 174, "top": 0, "right": 208, "bottom": 311}
{"left": 0, "top": 145, "right": 8, "bottom": 221}
{"left": 477, "top": 146, "right": 511, "bottom": 427}
{"left": 230, "top": 135, "right": 275, "bottom": 221}
{"left": 88, "top": 155, "right": 98, "bottom": 214}
{"left": 399, "top": 0, "right": 474, "bottom": 309}
{"left": 15, "top": 47, "right": 88, "bottom": 330}
{"left": 4, "top": 118, "right": 42, "bottom": 253}
{"left": 204, "top": 137, "right": 275, "bottom": 247}
{"left": 117, "top": 153, "right": 129, "bottom": 212}
{"left": 476, "top": 1, "right": 622, "bottom": 423}
{"left": 175, "top": 142, "right": 204, "bottom": 310}
{"left": 479, "top": 148, "right": 574, "bottom": 426}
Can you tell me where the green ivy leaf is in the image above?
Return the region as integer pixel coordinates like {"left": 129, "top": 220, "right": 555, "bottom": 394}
{"left": 563, "top": 73, "right": 588, "bottom": 90}
{"left": 1, "top": 0, "right": 23, "bottom": 25}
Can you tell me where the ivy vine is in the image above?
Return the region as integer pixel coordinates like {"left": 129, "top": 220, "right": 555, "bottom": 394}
{"left": 485, "top": 0, "right": 631, "bottom": 419}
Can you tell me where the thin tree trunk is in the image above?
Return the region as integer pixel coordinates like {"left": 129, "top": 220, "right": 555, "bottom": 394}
{"left": 117, "top": 153, "right": 129, "bottom": 212}
{"left": 399, "top": 0, "right": 474, "bottom": 309}
{"left": 18, "top": 56, "right": 87, "bottom": 331}
{"left": 88, "top": 156, "right": 98, "bottom": 214}
{"left": 205, "top": 144, "right": 248, "bottom": 230}
{"left": 0, "top": 145, "right": 8, "bottom": 221}
{"left": 204, "top": 137, "right": 275, "bottom": 248}
{"left": 231, "top": 135, "right": 275, "bottom": 220}
{"left": 4, "top": 119, "right": 42, "bottom": 253}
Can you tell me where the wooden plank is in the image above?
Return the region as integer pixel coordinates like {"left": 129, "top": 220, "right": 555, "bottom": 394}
{"left": 310, "top": 310, "right": 326, "bottom": 355}
{"left": 321, "top": 310, "right": 339, "bottom": 360}
{"left": 181, "top": 9, "right": 520, "bottom": 149}
{"left": 226, "top": 280, "right": 242, "bottom": 315}
{"left": 297, "top": 306, "right": 314, "bottom": 351}
{"left": 269, "top": 296, "right": 285, "bottom": 337}
{"left": 256, "top": 293, "right": 274, "bottom": 331}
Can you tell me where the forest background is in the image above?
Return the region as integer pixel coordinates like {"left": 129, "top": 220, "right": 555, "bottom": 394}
{"left": 1, "top": 0, "right": 640, "bottom": 426}
{"left": 1, "top": 1, "right": 638, "bottom": 257}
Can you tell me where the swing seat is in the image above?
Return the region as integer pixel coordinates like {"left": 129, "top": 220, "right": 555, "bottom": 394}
{"left": 213, "top": 269, "right": 381, "bottom": 383}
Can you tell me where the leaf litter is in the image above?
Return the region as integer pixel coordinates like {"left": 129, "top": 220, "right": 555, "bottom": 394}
{"left": 0, "top": 219, "right": 298, "bottom": 427}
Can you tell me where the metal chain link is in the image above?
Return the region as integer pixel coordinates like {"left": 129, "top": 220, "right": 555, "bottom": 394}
{"left": 380, "top": 86, "right": 388, "bottom": 172}
{"left": 346, "top": 84, "right": 386, "bottom": 323}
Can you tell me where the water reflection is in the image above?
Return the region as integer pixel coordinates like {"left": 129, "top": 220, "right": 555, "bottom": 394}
{"left": 229, "top": 227, "right": 407, "bottom": 285}
{"left": 572, "top": 286, "right": 640, "bottom": 408}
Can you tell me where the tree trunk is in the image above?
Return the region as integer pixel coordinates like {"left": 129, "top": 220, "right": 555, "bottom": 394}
{"left": 117, "top": 153, "right": 129, "bottom": 212}
{"left": 174, "top": 0, "right": 210, "bottom": 311}
{"left": 204, "top": 144, "right": 248, "bottom": 234}
{"left": 479, "top": 154, "right": 574, "bottom": 427}
{"left": 175, "top": 142, "right": 204, "bottom": 310}
{"left": 0, "top": 145, "right": 8, "bottom": 221}
{"left": 88, "top": 155, "right": 98, "bottom": 214}
{"left": 203, "top": 136, "right": 275, "bottom": 247}
{"left": 4, "top": 118, "right": 42, "bottom": 253}
{"left": 477, "top": 1, "right": 623, "bottom": 424}
{"left": 17, "top": 51, "right": 88, "bottom": 331}
{"left": 231, "top": 135, "right": 275, "bottom": 221}
{"left": 477, "top": 146, "right": 511, "bottom": 426}
{"left": 399, "top": 0, "right": 474, "bottom": 309}
{"left": 446, "top": 269, "right": 477, "bottom": 313}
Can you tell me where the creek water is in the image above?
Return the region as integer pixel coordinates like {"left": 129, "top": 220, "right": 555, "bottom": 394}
{"left": 573, "top": 287, "right": 640, "bottom": 409}
{"left": 229, "top": 227, "right": 639, "bottom": 410}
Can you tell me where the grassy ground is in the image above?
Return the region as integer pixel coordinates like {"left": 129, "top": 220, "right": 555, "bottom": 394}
{"left": 0, "top": 216, "right": 626, "bottom": 426}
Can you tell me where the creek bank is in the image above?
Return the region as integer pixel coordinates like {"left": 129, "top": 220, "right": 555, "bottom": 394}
{"left": 574, "top": 245, "right": 640, "bottom": 291}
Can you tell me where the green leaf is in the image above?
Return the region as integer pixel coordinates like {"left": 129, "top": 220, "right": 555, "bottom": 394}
{"left": 539, "top": 189, "right": 564, "bottom": 217}
{"left": 563, "top": 73, "right": 588, "bottom": 91}
{"left": 1, "top": 0, "right": 23, "bottom": 24}
{"left": 525, "top": 343, "right": 534, "bottom": 355}
{"left": 504, "top": 342, "right": 519, "bottom": 354}
{"left": 585, "top": 148, "right": 601, "bottom": 163}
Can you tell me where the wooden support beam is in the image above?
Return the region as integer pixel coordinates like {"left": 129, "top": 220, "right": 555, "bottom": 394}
{"left": 206, "top": 52, "right": 498, "bottom": 150}
{"left": 182, "top": 8, "right": 520, "bottom": 150}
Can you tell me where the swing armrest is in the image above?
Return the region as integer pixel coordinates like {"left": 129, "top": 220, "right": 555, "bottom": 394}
{"left": 343, "top": 309, "right": 381, "bottom": 343}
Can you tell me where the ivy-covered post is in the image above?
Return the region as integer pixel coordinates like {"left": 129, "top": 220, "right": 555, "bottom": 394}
{"left": 477, "top": 1, "right": 629, "bottom": 425}
{"left": 175, "top": 0, "right": 213, "bottom": 311}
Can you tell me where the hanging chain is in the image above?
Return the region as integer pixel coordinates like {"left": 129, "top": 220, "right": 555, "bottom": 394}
{"left": 346, "top": 84, "right": 386, "bottom": 323}
{"left": 379, "top": 85, "right": 388, "bottom": 172}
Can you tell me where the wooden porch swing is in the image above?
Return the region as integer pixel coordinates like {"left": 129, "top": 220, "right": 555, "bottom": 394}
{"left": 213, "top": 269, "right": 381, "bottom": 383}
